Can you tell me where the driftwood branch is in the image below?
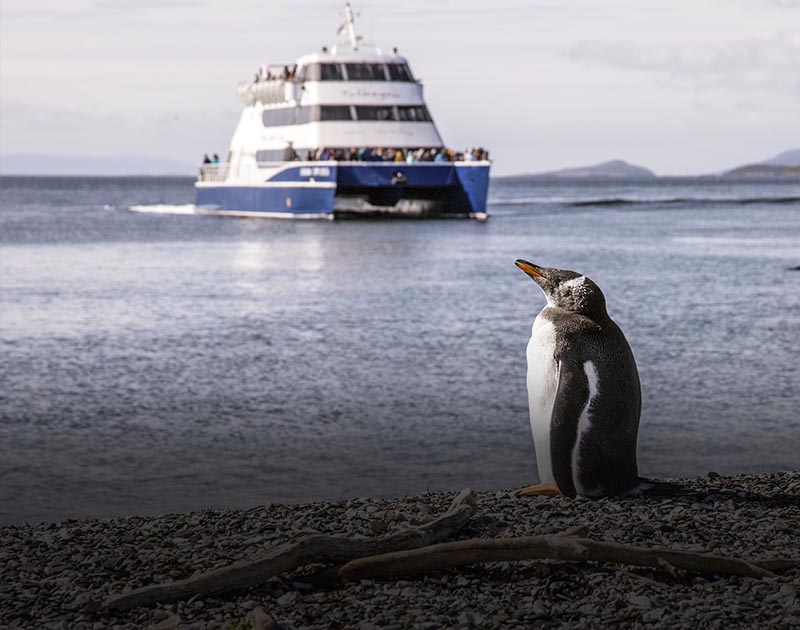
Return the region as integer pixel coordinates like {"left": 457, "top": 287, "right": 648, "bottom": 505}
{"left": 758, "top": 558, "right": 800, "bottom": 572}
{"left": 98, "top": 487, "right": 798, "bottom": 614}
{"left": 100, "top": 489, "right": 476, "bottom": 612}
{"left": 337, "top": 534, "right": 780, "bottom": 582}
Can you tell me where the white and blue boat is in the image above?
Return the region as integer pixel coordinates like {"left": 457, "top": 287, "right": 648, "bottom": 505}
{"left": 195, "top": 4, "right": 490, "bottom": 220}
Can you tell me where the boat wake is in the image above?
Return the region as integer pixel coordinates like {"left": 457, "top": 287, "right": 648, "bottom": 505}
{"left": 490, "top": 195, "right": 800, "bottom": 208}
{"left": 128, "top": 204, "right": 199, "bottom": 215}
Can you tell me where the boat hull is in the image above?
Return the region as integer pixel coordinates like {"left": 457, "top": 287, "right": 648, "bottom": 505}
{"left": 195, "top": 162, "right": 490, "bottom": 219}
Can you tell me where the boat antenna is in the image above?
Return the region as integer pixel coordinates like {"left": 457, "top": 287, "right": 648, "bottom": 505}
{"left": 344, "top": 3, "right": 359, "bottom": 50}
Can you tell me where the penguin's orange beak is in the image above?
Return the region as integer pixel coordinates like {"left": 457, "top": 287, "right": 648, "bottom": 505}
{"left": 515, "top": 259, "right": 545, "bottom": 279}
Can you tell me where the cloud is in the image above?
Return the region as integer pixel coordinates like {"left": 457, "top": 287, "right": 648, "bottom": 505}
{"left": 569, "top": 33, "right": 800, "bottom": 98}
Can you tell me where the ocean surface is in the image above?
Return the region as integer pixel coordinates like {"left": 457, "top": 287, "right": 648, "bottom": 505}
{"left": 1, "top": 175, "right": 799, "bottom": 524}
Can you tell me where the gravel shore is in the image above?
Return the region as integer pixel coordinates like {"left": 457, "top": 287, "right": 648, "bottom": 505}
{"left": 1, "top": 471, "right": 798, "bottom": 629}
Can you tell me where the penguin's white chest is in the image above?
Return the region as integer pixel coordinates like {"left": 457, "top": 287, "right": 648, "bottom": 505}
{"left": 526, "top": 313, "right": 558, "bottom": 483}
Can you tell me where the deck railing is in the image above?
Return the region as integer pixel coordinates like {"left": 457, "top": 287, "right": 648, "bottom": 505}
{"left": 198, "top": 164, "right": 230, "bottom": 182}
{"left": 197, "top": 157, "right": 491, "bottom": 183}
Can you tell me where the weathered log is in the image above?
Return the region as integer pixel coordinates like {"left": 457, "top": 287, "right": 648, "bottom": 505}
{"left": 337, "top": 534, "right": 780, "bottom": 582}
{"left": 100, "top": 489, "right": 476, "bottom": 612}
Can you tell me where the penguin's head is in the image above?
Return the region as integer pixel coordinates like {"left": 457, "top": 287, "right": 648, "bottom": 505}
{"left": 515, "top": 259, "right": 607, "bottom": 317}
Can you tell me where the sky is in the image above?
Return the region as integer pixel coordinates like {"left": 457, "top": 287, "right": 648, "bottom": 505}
{"left": 1, "top": 0, "right": 799, "bottom": 175}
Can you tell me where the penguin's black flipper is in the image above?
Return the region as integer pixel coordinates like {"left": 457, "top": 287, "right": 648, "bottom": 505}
{"left": 625, "top": 478, "right": 693, "bottom": 497}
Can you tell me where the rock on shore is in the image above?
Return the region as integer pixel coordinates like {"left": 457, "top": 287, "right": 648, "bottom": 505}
{"left": 1, "top": 472, "right": 798, "bottom": 629}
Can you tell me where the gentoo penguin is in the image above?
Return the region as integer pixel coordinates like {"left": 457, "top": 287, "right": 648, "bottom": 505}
{"left": 515, "top": 260, "right": 673, "bottom": 498}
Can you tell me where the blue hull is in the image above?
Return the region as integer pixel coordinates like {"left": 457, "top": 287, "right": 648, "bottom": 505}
{"left": 195, "top": 162, "right": 490, "bottom": 219}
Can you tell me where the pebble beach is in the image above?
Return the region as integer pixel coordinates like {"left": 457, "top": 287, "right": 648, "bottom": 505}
{"left": 1, "top": 471, "right": 798, "bottom": 629}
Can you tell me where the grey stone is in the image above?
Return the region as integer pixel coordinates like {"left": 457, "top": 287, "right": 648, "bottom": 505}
{"left": 626, "top": 594, "right": 652, "bottom": 609}
{"left": 245, "top": 607, "right": 275, "bottom": 630}
{"left": 643, "top": 608, "right": 665, "bottom": 623}
{"left": 780, "top": 584, "right": 798, "bottom": 601}
{"left": 151, "top": 615, "right": 180, "bottom": 630}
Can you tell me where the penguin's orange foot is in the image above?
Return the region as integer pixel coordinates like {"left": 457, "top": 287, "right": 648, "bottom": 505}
{"left": 517, "top": 482, "right": 562, "bottom": 497}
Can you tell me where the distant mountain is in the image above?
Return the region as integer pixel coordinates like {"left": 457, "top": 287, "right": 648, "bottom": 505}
{"left": 761, "top": 148, "right": 800, "bottom": 167}
{"left": 519, "top": 159, "right": 657, "bottom": 179}
{"left": 723, "top": 148, "right": 800, "bottom": 177}
{"left": 0, "top": 154, "right": 196, "bottom": 176}
{"left": 724, "top": 163, "right": 800, "bottom": 178}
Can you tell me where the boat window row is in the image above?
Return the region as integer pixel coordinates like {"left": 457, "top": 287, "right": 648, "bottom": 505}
{"left": 298, "top": 62, "right": 414, "bottom": 83}
{"left": 262, "top": 105, "right": 431, "bottom": 127}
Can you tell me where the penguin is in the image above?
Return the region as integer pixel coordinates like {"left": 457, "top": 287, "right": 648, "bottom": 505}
{"left": 515, "top": 259, "right": 678, "bottom": 498}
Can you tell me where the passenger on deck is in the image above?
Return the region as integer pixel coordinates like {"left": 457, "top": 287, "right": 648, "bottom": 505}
{"left": 212, "top": 153, "right": 220, "bottom": 164}
{"left": 348, "top": 148, "right": 358, "bottom": 161}
{"left": 284, "top": 143, "right": 299, "bottom": 161}
{"left": 394, "top": 148, "right": 405, "bottom": 163}
{"left": 202, "top": 154, "right": 212, "bottom": 164}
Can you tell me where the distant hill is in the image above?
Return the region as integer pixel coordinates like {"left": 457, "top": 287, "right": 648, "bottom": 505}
{"left": 762, "top": 148, "right": 800, "bottom": 167}
{"left": 723, "top": 148, "right": 800, "bottom": 177}
{"left": 518, "top": 159, "right": 657, "bottom": 179}
{"left": 724, "top": 163, "right": 800, "bottom": 178}
{"left": 0, "top": 154, "right": 196, "bottom": 176}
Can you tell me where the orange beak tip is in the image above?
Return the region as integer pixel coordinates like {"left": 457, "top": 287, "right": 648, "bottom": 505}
{"left": 515, "top": 260, "right": 545, "bottom": 278}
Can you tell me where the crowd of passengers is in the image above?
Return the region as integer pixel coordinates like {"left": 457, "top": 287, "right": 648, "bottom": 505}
{"left": 296, "top": 146, "right": 489, "bottom": 162}
{"left": 254, "top": 65, "right": 295, "bottom": 82}
{"left": 200, "top": 147, "right": 489, "bottom": 168}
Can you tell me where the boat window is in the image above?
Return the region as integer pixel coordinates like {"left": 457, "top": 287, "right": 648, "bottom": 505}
{"left": 295, "top": 62, "right": 415, "bottom": 83}
{"left": 387, "top": 63, "right": 414, "bottom": 82}
{"left": 284, "top": 105, "right": 430, "bottom": 123}
{"left": 306, "top": 63, "right": 346, "bottom": 81}
{"left": 263, "top": 108, "right": 290, "bottom": 126}
{"left": 256, "top": 149, "right": 287, "bottom": 162}
{"left": 396, "top": 105, "right": 431, "bottom": 122}
{"left": 355, "top": 105, "right": 396, "bottom": 121}
{"left": 345, "top": 63, "right": 387, "bottom": 81}
{"left": 262, "top": 106, "right": 312, "bottom": 127}
{"left": 318, "top": 105, "right": 354, "bottom": 121}
{"left": 321, "top": 63, "right": 346, "bottom": 81}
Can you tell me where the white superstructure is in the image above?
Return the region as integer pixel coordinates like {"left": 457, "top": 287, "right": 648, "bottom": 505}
{"left": 225, "top": 4, "right": 444, "bottom": 179}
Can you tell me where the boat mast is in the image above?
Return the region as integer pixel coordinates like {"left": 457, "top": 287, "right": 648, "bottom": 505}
{"left": 344, "top": 3, "right": 359, "bottom": 50}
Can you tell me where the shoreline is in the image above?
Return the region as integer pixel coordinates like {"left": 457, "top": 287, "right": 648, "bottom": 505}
{"left": 1, "top": 471, "right": 798, "bottom": 629}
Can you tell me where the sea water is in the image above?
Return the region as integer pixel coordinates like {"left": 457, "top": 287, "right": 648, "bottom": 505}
{"left": 1, "top": 175, "right": 798, "bottom": 524}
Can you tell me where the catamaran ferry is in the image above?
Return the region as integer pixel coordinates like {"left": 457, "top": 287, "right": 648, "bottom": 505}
{"left": 195, "top": 4, "right": 490, "bottom": 220}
